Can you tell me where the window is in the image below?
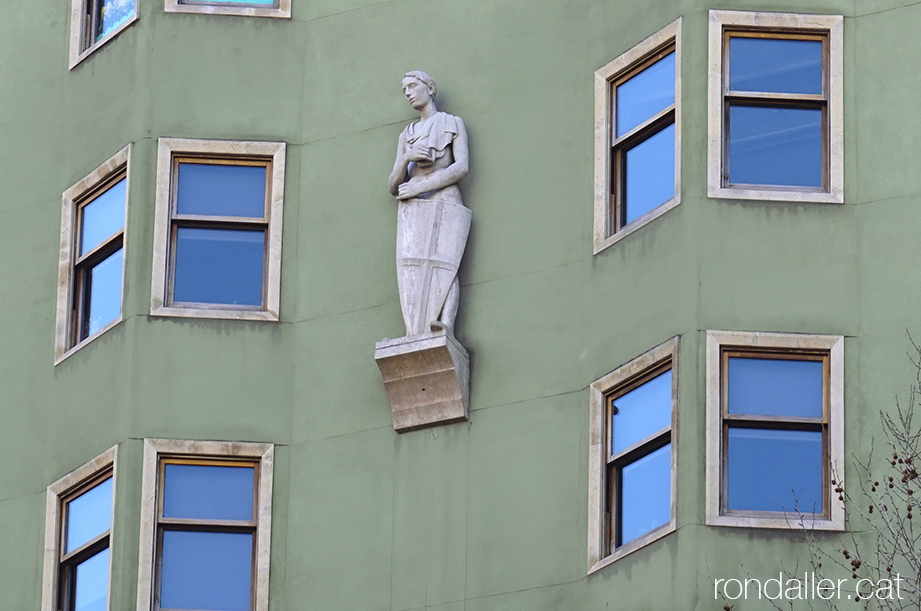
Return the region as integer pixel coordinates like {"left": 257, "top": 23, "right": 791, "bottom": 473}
{"left": 164, "top": 0, "right": 291, "bottom": 18}
{"left": 137, "top": 439, "right": 274, "bottom": 611}
{"left": 707, "top": 11, "right": 843, "bottom": 203}
{"left": 706, "top": 331, "right": 844, "bottom": 529}
{"left": 42, "top": 446, "right": 117, "bottom": 611}
{"left": 593, "top": 18, "right": 681, "bottom": 254}
{"left": 151, "top": 138, "right": 286, "bottom": 321}
{"left": 588, "top": 337, "right": 678, "bottom": 572}
{"left": 56, "top": 145, "right": 130, "bottom": 363}
{"left": 69, "top": 0, "right": 138, "bottom": 68}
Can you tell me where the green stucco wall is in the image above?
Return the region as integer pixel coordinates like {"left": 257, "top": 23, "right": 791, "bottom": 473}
{"left": 2, "top": 0, "right": 920, "bottom": 609}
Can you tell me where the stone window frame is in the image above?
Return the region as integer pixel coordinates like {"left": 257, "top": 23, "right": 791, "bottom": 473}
{"left": 41, "top": 445, "right": 118, "bottom": 611}
{"left": 588, "top": 336, "right": 679, "bottom": 573}
{"left": 68, "top": 0, "right": 139, "bottom": 69}
{"left": 151, "top": 138, "right": 286, "bottom": 321}
{"left": 707, "top": 10, "right": 844, "bottom": 204}
{"left": 164, "top": 0, "right": 291, "bottom": 19}
{"left": 705, "top": 330, "right": 845, "bottom": 530}
{"left": 55, "top": 144, "right": 131, "bottom": 365}
{"left": 136, "top": 438, "right": 274, "bottom": 611}
{"left": 593, "top": 18, "right": 681, "bottom": 255}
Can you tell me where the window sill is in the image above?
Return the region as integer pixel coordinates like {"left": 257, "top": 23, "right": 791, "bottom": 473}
{"left": 707, "top": 513, "right": 844, "bottom": 531}
{"left": 593, "top": 197, "right": 680, "bottom": 255}
{"left": 164, "top": 0, "right": 291, "bottom": 18}
{"left": 707, "top": 184, "right": 843, "bottom": 205}
{"left": 69, "top": 13, "right": 139, "bottom": 70}
{"left": 54, "top": 317, "right": 124, "bottom": 366}
{"left": 150, "top": 305, "right": 279, "bottom": 322}
{"left": 588, "top": 521, "right": 676, "bottom": 575}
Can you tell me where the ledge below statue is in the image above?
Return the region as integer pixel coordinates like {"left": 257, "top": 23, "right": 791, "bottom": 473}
{"left": 374, "top": 330, "right": 470, "bottom": 432}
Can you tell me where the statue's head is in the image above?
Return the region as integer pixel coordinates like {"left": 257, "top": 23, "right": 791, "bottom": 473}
{"left": 402, "top": 71, "right": 437, "bottom": 109}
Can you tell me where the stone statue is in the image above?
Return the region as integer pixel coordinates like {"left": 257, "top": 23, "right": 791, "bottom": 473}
{"left": 388, "top": 71, "right": 470, "bottom": 337}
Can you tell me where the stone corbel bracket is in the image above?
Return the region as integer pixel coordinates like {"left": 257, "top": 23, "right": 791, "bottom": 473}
{"left": 374, "top": 330, "right": 470, "bottom": 432}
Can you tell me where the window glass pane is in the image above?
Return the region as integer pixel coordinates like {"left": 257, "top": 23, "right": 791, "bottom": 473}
{"left": 74, "top": 547, "right": 109, "bottom": 611}
{"left": 95, "top": 0, "right": 136, "bottom": 42}
{"left": 84, "top": 248, "right": 123, "bottom": 338}
{"left": 728, "top": 105, "right": 823, "bottom": 187}
{"left": 619, "top": 443, "right": 670, "bottom": 545}
{"left": 611, "top": 369, "right": 671, "bottom": 454}
{"left": 173, "top": 228, "right": 265, "bottom": 306}
{"left": 65, "top": 477, "right": 112, "bottom": 553}
{"left": 177, "top": 163, "right": 267, "bottom": 218}
{"left": 187, "top": 0, "right": 274, "bottom": 3}
{"left": 726, "top": 428, "right": 823, "bottom": 512}
{"left": 616, "top": 52, "right": 675, "bottom": 138}
{"left": 623, "top": 123, "right": 675, "bottom": 225}
{"left": 729, "top": 37, "right": 822, "bottom": 95}
{"left": 164, "top": 464, "right": 255, "bottom": 521}
{"left": 728, "top": 357, "right": 823, "bottom": 418}
{"left": 160, "top": 531, "right": 253, "bottom": 611}
{"left": 80, "top": 178, "right": 125, "bottom": 256}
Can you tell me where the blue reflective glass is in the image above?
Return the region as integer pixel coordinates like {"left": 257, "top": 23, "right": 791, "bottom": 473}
{"left": 85, "top": 248, "right": 123, "bottom": 337}
{"left": 173, "top": 228, "right": 265, "bottom": 306}
{"left": 95, "top": 0, "right": 136, "bottom": 42}
{"left": 160, "top": 531, "right": 253, "bottom": 611}
{"left": 177, "top": 163, "right": 267, "bottom": 218}
{"left": 66, "top": 478, "right": 112, "bottom": 553}
{"left": 620, "top": 443, "right": 671, "bottom": 545}
{"left": 74, "top": 548, "right": 109, "bottom": 611}
{"left": 616, "top": 52, "right": 675, "bottom": 137}
{"left": 727, "top": 428, "right": 823, "bottom": 512}
{"left": 728, "top": 357, "right": 823, "bottom": 418}
{"left": 624, "top": 123, "right": 675, "bottom": 225}
{"left": 611, "top": 370, "right": 671, "bottom": 454}
{"left": 728, "top": 106, "right": 823, "bottom": 187}
{"left": 80, "top": 178, "right": 125, "bottom": 256}
{"left": 164, "top": 464, "right": 255, "bottom": 521}
{"left": 729, "top": 37, "right": 823, "bottom": 95}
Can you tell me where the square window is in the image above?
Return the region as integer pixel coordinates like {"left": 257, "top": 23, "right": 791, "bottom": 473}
{"left": 56, "top": 145, "right": 130, "bottom": 363}
{"left": 42, "top": 446, "right": 117, "bottom": 611}
{"left": 137, "top": 439, "right": 274, "bottom": 611}
{"left": 594, "top": 19, "right": 681, "bottom": 254}
{"left": 706, "top": 331, "right": 844, "bottom": 529}
{"left": 164, "top": 0, "right": 291, "bottom": 18}
{"left": 151, "top": 138, "right": 286, "bottom": 321}
{"left": 707, "top": 11, "right": 843, "bottom": 203}
{"left": 588, "top": 337, "right": 678, "bottom": 572}
{"left": 69, "top": 0, "right": 138, "bottom": 69}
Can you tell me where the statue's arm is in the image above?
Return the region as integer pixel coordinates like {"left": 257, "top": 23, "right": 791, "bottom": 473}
{"left": 396, "top": 117, "right": 469, "bottom": 200}
{"left": 388, "top": 132, "right": 410, "bottom": 196}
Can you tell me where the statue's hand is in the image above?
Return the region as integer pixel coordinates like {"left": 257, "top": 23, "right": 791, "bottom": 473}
{"left": 405, "top": 141, "right": 434, "bottom": 163}
{"left": 397, "top": 181, "right": 425, "bottom": 200}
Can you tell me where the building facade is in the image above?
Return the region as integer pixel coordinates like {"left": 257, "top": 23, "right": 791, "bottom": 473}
{"left": 2, "top": 0, "right": 920, "bottom": 609}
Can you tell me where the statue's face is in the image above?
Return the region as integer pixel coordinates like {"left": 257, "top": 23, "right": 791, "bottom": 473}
{"left": 402, "top": 77, "right": 432, "bottom": 111}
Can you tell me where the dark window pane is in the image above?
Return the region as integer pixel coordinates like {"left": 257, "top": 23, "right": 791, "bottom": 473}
{"left": 611, "top": 369, "right": 671, "bottom": 454}
{"left": 616, "top": 52, "right": 675, "bottom": 137}
{"left": 728, "top": 357, "right": 823, "bottom": 418}
{"left": 80, "top": 178, "right": 125, "bottom": 256}
{"left": 160, "top": 531, "right": 253, "bottom": 611}
{"left": 84, "top": 248, "right": 123, "bottom": 338}
{"left": 623, "top": 123, "right": 675, "bottom": 225}
{"left": 95, "top": 0, "right": 136, "bottom": 42}
{"left": 164, "top": 464, "right": 255, "bottom": 521}
{"left": 620, "top": 443, "right": 670, "bottom": 545}
{"left": 66, "top": 478, "right": 112, "bottom": 553}
{"left": 728, "top": 106, "right": 823, "bottom": 187}
{"left": 726, "top": 428, "right": 823, "bottom": 512}
{"left": 177, "top": 163, "right": 267, "bottom": 218}
{"left": 74, "top": 547, "right": 109, "bottom": 611}
{"left": 173, "top": 228, "right": 265, "bottom": 306}
{"left": 729, "top": 37, "right": 823, "bottom": 95}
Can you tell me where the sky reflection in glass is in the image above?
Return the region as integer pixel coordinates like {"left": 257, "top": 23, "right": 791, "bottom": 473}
{"left": 173, "top": 228, "right": 264, "bottom": 306}
{"left": 611, "top": 370, "right": 671, "bottom": 454}
{"left": 177, "top": 163, "right": 266, "bottom": 218}
{"left": 728, "top": 357, "right": 823, "bottom": 418}
{"left": 728, "top": 106, "right": 822, "bottom": 187}
{"left": 727, "top": 428, "right": 822, "bottom": 512}
{"left": 160, "top": 531, "right": 253, "bottom": 611}
{"left": 729, "top": 38, "right": 822, "bottom": 95}
{"left": 74, "top": 548, "right": 109, "bottom": 611}
{"left": 80, "top": 178, "right": 125, "bottom": 257}
{"left": 620, "top": 443, "right": 670, "bottom": 545}
{"left": 164, "top": 464, "right": 255, "bottom": 521}
{"left": 86, "top": 249, "right": 123, "bottom": 337}
{"left": 66, "top": 478, "right": 112, "bottom": 553}
{"left": 624, "top": 123, "right": 675, "bottom": 224}
{"left": 616, "top": 52, "right": 675, "bottom": 137}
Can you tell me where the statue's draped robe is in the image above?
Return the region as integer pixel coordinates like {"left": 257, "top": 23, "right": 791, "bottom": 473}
{"left": 396, "top": 112, "right": 471, "bottom": 336}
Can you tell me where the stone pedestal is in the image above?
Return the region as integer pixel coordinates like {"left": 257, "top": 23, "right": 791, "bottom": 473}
{"left": 375, "top": 330, "right": 470, "bottom": 432}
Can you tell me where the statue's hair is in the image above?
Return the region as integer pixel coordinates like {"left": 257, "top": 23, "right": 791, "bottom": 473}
{"left": 402, "top": 71, "right": 437, "bottom": 99}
